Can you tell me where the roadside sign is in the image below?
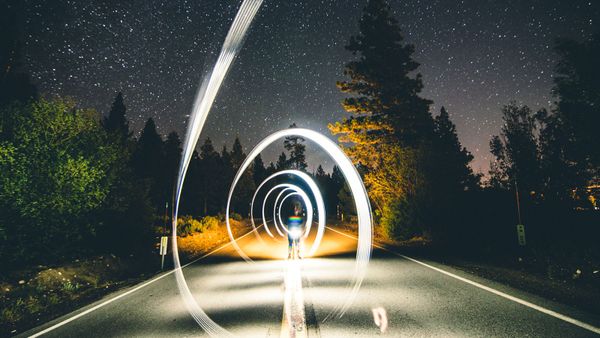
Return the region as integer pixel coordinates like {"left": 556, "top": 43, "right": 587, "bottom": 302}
{"left": 160, "top": 236, "right": 168, "bottom": 255}
{"left": 516, "top": 224, "right": 526, "bottom": 246}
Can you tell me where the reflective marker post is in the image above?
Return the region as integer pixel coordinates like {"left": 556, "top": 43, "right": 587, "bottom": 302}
{"left": 159, "top": 236, "right": 168, "bottom": 270}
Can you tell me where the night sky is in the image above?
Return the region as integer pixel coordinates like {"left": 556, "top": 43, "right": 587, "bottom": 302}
{"left": 18, "top": 0, "right": 600, "bottom": 174}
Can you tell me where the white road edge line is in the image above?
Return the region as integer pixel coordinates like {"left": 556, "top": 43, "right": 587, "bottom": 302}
{"left": 28, "top": 228, "right": 259, "bottom": 338}
{"left": 326, "top": 226, "right": 600, "bottom": 335}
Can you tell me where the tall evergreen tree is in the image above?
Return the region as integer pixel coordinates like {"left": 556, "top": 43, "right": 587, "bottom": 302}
{"left": 198, "top": 138, "right": 221, "bottom": 215}
{"left": 230, "top": 136, "right": 245, "bottom": 169}
{"left": 0, "top": 1, "right": 37, "bottom": 108}
{"left": 489, "top": 102, "right": 541, "bottom": 194}
{"left": 552, "top": 34, "right": 600, "bottom": 181}
{"left": 276, "top": 152, "right": 288, "bottom": 170}
{"left": 252, "top": 153, "right": 267, "bottom": 187}
{"left": 163, "top": 131, "right": 182, "bottom": 204}
{"left": 103, "top": 92, "right": 130, "bottom": 142}
{"left": 330, "top": 0, "right": 435, "bottom": 239}
{"left": 536, "top": 109, "right": 584, "bottom": 204}
{"left": 284, "top": 123, "right": 308, "bottom": 171}
{"left": 330, "top": 0, "right": 433, "bottom": 167}
{"left": 433, "top": 107, "right": 480, "bottom": 192}
{"left": 132, "top": 118, "right": 165, "bottom": 212}
{"left": 227, "top": 138, "right": 255, "bottom": 215}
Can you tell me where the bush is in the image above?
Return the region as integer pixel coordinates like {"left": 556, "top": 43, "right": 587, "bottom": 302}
{"left": 380, "top": 196, "right": 422, "bottom": 241}
{"left": 230, "top": 213, "right": 243, "bottom": 222}
{"left": 177, "top": 216, "right": 204, "bottom": 237}
{"left": 200, "top": 216, "right": 219, "bottom": 230}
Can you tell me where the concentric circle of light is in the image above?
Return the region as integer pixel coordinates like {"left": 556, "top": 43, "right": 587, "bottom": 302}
{"left": 225, "top": 128, "right": 373, "bottom": 318}
{"left": 250, "top": 170, "right": 323, "bottom": 243}
{"left": 232, "top": 169, "right": 325, "bottom": 259}
{"left": 171, "top": 0, "right": 373, "bottom": 333}
{"left": 274, "top": 190, "right": 312, "bottom": 237}
{"left": 171, "top": 0, "right": 263, "bottom": 335}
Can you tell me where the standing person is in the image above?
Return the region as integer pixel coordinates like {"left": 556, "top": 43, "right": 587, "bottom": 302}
{"left": 287, "top": 202, "right": 304, "bottom": 259}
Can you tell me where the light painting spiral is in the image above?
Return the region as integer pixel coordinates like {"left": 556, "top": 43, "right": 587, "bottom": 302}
{"left": 171, "top": 0, "right": 373, "bottom": 335}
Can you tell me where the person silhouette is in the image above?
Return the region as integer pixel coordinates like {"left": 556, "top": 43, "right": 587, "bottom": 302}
{"left": 287, "top": 202, "right": 303, "bottom": 259}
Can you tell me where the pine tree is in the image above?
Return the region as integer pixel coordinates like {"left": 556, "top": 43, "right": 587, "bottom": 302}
{"left": 103, "top": 92, "right": 130, "bottom": 142}
{"left": 329, "top": 0, "right": 433, "bottom": 168}
{"left": 433, "top": 107, "right": 479, "bottom": 192}
{"left": 330, "top": 0, "right": 436, "bottom": 239}
{"left": 0, "top": 1, "right": 37, "bottom": 108}
{"left": 198, "top": 138, "right": 221, "bottom": 215}
{"left": 226, "top": 137, "right": 254, "bottom": 215}
{"left": 132, "top": 118, "right": 165, "bottom": 212}
{"left": 284, "top": 123, "right": 308, "bottom": 171}
{"left": 429, "top": 107, "right": 480, "bottom": 240}
{"left": 553, "top": 34, "right": 600, "bottom": 182}
{"left": 488, "top": 102, "right": 541, "bottom": 195}
{"left": 163, "top": 131, "right": 182, "bottom": 204}
{"left": 230, "top": 136, "right": 245, "bottom": 169}
{"left": 252, "top": 153, "right": 267, "bottom": 187}
{"left": 276, "top": 152, "right": 288, "bottom": 170}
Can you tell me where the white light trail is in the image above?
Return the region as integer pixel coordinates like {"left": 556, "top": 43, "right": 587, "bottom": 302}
{"left": 170, "top": 0, "right": 263, "bottom": 335}
{"left": 170, "top": 0, "right": 373, "bottom": 332}
{"left": 276, "top": 191, "right": 312, "bottom": 238}
{"left": 226, "top": 128, "right": 373, "bottom": 318}
{"left": 233, "top": 169, "right": 326, "bottom": 258}
{"left": 250, "top": 170, "right": 324, "bottom": 242}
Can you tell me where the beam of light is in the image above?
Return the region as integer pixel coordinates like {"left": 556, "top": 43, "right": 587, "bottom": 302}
{"left": 170, "top": 0, "right": 263, "bottom": 335}
{"left": 276, "top": 191, "right": 312, "bottom": 238}
{"left": 272, "top": 187, "right": 295, "bottom": 236}
{"left": 246, "top": 183, "right": 313, "bottom": 254}
{"left": 250, "top": 170, "right": 324, "bottom": 243}
{"left": 231, "top": 169, "right": 325, "bottom": 259}
{"left": 281, "top": 258, "right": 307, "bottom": 337}
{"left": 260, "top": 185, "right": 307, "bottom": 239}
{"left": 226, "top": 128, "right": 373, "bottom": 319}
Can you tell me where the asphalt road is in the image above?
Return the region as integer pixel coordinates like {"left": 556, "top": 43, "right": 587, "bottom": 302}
{"left": 21, "top": 226, "right": 600, "bottom": 337}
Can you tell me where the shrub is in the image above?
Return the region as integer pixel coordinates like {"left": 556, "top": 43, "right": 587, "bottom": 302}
{"left": 380, "top": 197, "right": 422, "bottom": 241}
{"left": 200, "top": 216, "right": 219, "bottom": 230}
{"left": 230, "top": 213, "right": 243, "bottom": 222}
{"left": 177, "top": 216, "right": 204, "bottom": 237}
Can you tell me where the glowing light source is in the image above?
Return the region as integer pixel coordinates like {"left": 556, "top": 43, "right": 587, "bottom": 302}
{"left": 170, "top": 0, "right": 373, "bottom": 333}
{"left": 238, "top": 169, "right": 325, "bottom": 258}
{"left": 226, "top": 128, "right": 373, "bottom": 318}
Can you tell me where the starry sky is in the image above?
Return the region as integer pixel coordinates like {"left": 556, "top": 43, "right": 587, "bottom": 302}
{"left": 17, "top": 0, "right": 600, "bottom": 174}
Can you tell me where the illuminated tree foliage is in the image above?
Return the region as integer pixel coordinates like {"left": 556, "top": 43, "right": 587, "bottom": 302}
{"left": 329, "top": 0, "right": 433, "bottom": 165}
{"left": 330, "top": 0, "right": 433, "bottom": 237}
{"left": 0, "top": 99, "right": 117, "bottom": 264}
{"left": 332, "top": 0, "right": 478, "bottom": 240}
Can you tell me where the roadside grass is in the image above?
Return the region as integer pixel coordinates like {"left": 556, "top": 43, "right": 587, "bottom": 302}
{"left": 177, "top": 218, "right": 247, "bottom": 259}
{"left": 0, "top": 218, "right": 250, "bottom": 337}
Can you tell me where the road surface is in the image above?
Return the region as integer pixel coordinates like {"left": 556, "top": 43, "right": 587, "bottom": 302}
{"left": 21, "top": 225, "right": 600, "bottom": 337}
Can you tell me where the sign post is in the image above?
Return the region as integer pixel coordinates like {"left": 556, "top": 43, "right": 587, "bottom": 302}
{"left": 516, "top": 224, "right": 526, "bottom": 246}
{"left": 160, "top": 236, "right": 168, "bottom": 270}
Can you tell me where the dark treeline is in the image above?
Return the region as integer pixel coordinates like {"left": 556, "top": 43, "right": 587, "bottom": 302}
{"left": 2, "top": 0, "right": 599, "bottom": 280}
{"left": 332, "top": 0, "right": 599, "bottom": 279}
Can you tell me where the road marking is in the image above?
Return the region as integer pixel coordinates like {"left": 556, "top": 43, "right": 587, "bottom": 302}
{"left": 326, "top": 226, "right": 600, "bottom": 335}
{"left": 28, "top": 228, "right": 258, "bottom": 338}
{"left": 280, "top": 258, "right": 307, "bottom": 338}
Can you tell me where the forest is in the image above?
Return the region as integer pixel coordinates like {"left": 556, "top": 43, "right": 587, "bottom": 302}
{"left": 1, "top": 0, "right": 599, "bottom": 282}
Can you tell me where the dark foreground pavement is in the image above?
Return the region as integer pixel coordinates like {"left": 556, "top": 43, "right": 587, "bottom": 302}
{"left": 21, "top": 226, "right": 600, "bottom": 337}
